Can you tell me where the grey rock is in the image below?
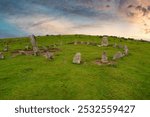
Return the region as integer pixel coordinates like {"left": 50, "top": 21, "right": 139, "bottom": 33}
{"left": 29, "top": 35, "right": 39, "bottom": 56}
{"left": 30, "top": 35, "right": 37, "bottom": 47}
{"left": 45, "top": 51, "right": 54, "bottom": 60}
{"left": 113, "top": 51, "right": 124, "bottom": 60}
{"left": 101, "top": 51, "right": 108, "bottom": 63}
{"left": 3, "top": 45, "right": 8, "bottom": 52}
{"left": 0, "top": 52, "right": 4, "bottom": 59}
{"left": 101, "top": 37, "right": 108, "bottom": 46}
{"left": 73, "top": 52, "right": 81, "bottom": 64}
{"left": 33, "top": 47, "right": 39, "bottom": 56}
{"left": 124, "top": 45, "right": 129, "bottom": 55}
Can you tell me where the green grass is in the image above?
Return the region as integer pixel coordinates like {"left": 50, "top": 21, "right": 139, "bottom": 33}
{"left": 0, "top": 35, "right": 150, "bottom": 100}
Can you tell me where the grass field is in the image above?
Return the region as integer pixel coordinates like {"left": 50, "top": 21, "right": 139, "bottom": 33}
{"left": 0, "top": 35, "right": 150, "bottom": 100}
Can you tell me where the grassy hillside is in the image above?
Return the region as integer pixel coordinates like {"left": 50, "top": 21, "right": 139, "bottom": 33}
{"left": 0, "top": 35, "right": 150, "bottom": 100}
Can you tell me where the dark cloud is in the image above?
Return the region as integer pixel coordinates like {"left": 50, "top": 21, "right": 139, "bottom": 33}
{"left": 118, "top": 0, "right": 150, "bottom": 18}
{"left": 0, "top": 0, "right": 118, "bottom": 18}
{"left": 0, "top": 0, "right": 31, "bottom": 15}
{"left": 128, "top": 5, "right": 134, "bottom": 8}
{"left": 0, "top": 0, "right": 149, "bottom": 19}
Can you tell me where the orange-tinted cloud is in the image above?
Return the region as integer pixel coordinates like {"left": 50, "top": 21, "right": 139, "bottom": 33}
{"left": 1, "top": 0, "right": 150, "bottom": 40}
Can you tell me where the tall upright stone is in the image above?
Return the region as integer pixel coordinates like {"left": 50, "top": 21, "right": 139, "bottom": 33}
{"left": 0, "top": 52, "right": 4, "bottom": 59}
{"left": 3, "top": 45, "right": 8, "bottom": 52}
{"left": 101, "top": 51, "right": 108, "bottom": 63}
{"left": 73, "top": 52, "right": 81, "bottom": 64}
{"left": 101, "top": 37, "right": 108, "bottom": 46}
{"left": 29, "top": 35, "right": 39, "bottom": 56}
{"left": 124, "top": 45, "right": 128, "bottom": 55}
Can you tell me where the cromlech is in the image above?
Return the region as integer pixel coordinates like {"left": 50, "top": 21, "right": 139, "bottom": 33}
{"left": 29, "top": 35, "right": 39, "bottom": 56}
{"left": 0, "top": 34, "right": 130, "bottom": 64}
{"left": 73, "top": 52, "right": 81, "bottom": 64}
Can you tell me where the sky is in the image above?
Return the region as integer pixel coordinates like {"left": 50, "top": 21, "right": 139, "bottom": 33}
{"left": 0, "top": 0, "right": 150, "bottom": 40}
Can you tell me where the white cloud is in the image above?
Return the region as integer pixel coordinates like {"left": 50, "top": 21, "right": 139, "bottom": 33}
{"left": 7, "top": 14, "right": 75, "bottom": 35}
{"left": 6, "top": 13, "right": 150, "bottom": 40}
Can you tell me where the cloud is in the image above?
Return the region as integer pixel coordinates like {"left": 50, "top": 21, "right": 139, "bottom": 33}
{"left": 118, "top": 0, "right": 150, "bottom": 34}
{"left": 6, "top": 15, "right": 76, "bottom": 35}
{"left": 0, "top": 0, "right": 150, "bottom": 40}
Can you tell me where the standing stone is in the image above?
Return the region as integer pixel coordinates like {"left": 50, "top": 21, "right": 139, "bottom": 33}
{"left": 45, "top": 51, "right": 54, "bottom": 60}
{"left": 33, "top": 46, "right": 39, "bottom": 56}
{"left": 113, "top": 51, "right": 124, "bottom": 60}
{"left": 73, "top": 52, "right": 81, "bottom": 64}
{"left": 124, "top": 45, "right": 128, "bottom": 55}
{"left": 0, "top": 52, "right": 4, "bottom": 59}
{"left": 30, "top": 35, "right": 36, "bottom": 46}
{"left": 101, "top": 37, "right": 109, "bottom": 46}
{"left": 101, "top": 51, "right": 108, "bottom": 63}
{"left": 3, "top": 45, "right": 8, "bottom": 52}
{"left": 29, "top": 35, "right": 39, "bottom": 56}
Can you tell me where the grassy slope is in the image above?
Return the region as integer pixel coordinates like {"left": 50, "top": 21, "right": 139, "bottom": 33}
{"left": 0, "top": 35, "right": 150, "bottom": 100}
